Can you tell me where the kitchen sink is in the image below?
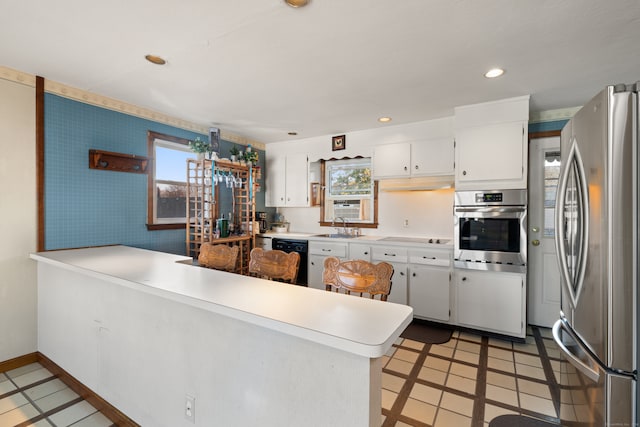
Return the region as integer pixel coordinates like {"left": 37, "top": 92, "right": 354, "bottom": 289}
{"left": 313, "top": 233, "right": 357, "bottom": 239}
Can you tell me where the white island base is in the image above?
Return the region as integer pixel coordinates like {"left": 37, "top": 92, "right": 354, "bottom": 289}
{"left": 32, "top": 246, "right": 412, "bottom": 427}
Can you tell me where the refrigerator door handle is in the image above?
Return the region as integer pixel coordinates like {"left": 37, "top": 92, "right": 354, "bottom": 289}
{"left": 552, "top": 318, "right": 601, "bottom": 382}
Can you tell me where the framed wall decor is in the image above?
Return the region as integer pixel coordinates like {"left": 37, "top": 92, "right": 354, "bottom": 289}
{"left": 332, "top": 134, "right": 346, "bottom": 151}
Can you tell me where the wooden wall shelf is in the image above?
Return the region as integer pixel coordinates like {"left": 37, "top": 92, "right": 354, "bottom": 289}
{"left": 89, "top": 149, "right": 149, "bottom": 174}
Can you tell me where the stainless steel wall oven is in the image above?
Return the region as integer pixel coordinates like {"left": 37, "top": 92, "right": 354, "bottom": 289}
{"left": 454, "top": 189, "right": 527, "bottom": 273}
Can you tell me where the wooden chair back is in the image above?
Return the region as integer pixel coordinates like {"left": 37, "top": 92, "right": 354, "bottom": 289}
{"left": 198, "top": 243, "right": 240, "bottom": 272}
{"left": 249, "top": 248, "right": 300, "bottom": 283}
{"left": 322, "top": 257, "right": 394, "bottom": 301}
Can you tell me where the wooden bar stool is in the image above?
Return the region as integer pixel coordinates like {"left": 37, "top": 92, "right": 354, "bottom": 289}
{"left": 198, "top": 243, "right": 240, "bottom": 272}
{"left": 248, "top": 248, "right": 300, "bottom": 283}
{"left": 322, "top": 256, "right": 393, "bottom": 301}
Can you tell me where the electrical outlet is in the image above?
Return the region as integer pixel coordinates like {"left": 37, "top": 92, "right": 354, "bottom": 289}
{"left": 185, "top": 394, "right": 195, "bottom": 423}
{"left": 403, "top": 219, "right": 409, "bottom": 227}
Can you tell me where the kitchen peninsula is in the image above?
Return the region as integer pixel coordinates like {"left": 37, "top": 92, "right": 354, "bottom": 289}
{"left": 31, "top": 245, "right": 412, "bottom": 427}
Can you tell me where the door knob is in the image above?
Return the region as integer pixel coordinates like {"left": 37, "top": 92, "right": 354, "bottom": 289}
{"left": 531, "top": 226, "right": 539, "bottom": 233}
{"left": 532, "top": 239, "right": 540, "bottom": 246}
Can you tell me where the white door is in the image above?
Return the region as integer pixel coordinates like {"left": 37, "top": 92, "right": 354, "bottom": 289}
{"left": 527, "top": 135, "right": 561, "bottom": 327}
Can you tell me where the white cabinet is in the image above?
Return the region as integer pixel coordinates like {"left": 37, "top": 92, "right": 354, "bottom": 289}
{"left": 371, "top": 246, "right": 408, "bottom": 305}
{"left": 408, "top": 248, "right": 452, "bottom": 322}
{"left": 255, "top": 236, "right": 272, "bottom": 250}
{"left": 455, "top": 269, "right": 526, "bottom": 338}
{"left": 265, "top": 153, "right": 309, "bottom": 207}
{"left": 372, "top": 138, "right": 454, "bottom": 179}
{"left": 308, "top": 241, "right": 348, "bottom": 290}
{"left": 349, "top": 243, "right": 371, "bottom": 261}
{"left": 455, "top": 121, "right": 527, "bottom": 190}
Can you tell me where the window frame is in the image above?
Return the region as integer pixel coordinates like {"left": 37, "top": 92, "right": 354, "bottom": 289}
{"left": 146, "top": 131, "right": 193, "bottom": 230}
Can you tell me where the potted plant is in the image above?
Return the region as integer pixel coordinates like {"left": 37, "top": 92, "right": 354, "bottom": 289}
{"left": 243, "top": 150, "right": 258, "bottom": 165}
{"left": 229, "top": 145, "right": 240, "bottom": 162}
{"left": 188, "top": 137, "right": 212, "bottom": 160}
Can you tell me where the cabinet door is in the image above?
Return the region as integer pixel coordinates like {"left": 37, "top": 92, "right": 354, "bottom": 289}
{"left": 372, "top": 143, "right": 411, "bottom": 178}
{"left": 456, "top": 269, "right": 525, "bottom": 337}
{"left": 308, "top": 254, "right": 326, "bottom": 290}
{"left": 285, "top": 153, "right": 309, "bottom": 206}
{"left": 409, "top": 265, "right": 450, "bottom": 321}
{"left": 387, "top": 262, "right": 408, "bottom": 305}
{"left": 411, "top": 138, "right": 454, "bottom": 176}
{"left": 349, "top": 243, "right": 371, "bottom": 261}
{"left": 265, "top": 155, "right": 286, "bottom": 206}
{"left": 455, "top": 122, "right": 526, "bottom": 189}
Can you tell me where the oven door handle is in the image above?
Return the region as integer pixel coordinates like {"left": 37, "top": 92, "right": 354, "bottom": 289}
{"left": 454, "top": 207, "right": 526, "bottom": 214}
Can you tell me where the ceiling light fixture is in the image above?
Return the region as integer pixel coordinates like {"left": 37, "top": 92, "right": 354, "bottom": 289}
{"left": 284, "top": 0, "right": 309, "bottom": 7}
{"left": 145, "top": 54, "right": 166, "bottom": 65}
{"left": 484, "top": 68, "right": 505, "bottom": 78}
{"left": 378, "top": 117, "right": 392, "bottom": 123}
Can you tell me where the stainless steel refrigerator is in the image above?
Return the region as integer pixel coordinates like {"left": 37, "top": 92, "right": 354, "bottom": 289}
{"left": 552, "top": 83, "right": 638, "bottom": 425}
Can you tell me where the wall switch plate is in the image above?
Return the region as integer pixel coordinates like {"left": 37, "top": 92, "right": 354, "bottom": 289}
{"left": 403, "top": 219, "right": 409, "bottom": 227}
{"left": 185, "top": 394, "right": 195, "bottom": 423}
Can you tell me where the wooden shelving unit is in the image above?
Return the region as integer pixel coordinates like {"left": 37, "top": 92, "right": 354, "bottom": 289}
{"left": 186, "top": 159, "right": 257, "bottom": 274}
{"left": 89, "top": 149, "right": 149, "bottom": 174}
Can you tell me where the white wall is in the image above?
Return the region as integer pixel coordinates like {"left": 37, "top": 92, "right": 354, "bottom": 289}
{"left": 269, "top": 117, "right": 455, "bottom": 238}
{"left": 0, "top": 78, "right": 37, "bottom": 361}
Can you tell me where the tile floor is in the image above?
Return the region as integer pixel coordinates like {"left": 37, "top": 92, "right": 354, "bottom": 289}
{"left": 1, "top": 325, "right": 560, "bottom": 427}
{"left": 0, "top": 363, "right": 113, "bottom": 427}
{"left": 381, "top": 325, "right": 561, "bottom": 427}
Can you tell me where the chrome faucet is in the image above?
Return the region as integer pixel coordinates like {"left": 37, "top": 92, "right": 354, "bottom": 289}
{"left": 332, "top": 216, "right": 347, "bottom": 235}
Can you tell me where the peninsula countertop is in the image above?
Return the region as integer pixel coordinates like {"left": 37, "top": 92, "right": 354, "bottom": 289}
{"left": 30, "top": 245, "right": 413, "bottom": 358}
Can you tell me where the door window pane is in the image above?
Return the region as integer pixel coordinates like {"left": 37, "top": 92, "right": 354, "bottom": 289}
{"left": 544, "top": 151, "right": 561, "bottom": 237}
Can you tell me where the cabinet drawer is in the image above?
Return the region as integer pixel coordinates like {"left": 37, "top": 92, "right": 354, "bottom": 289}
{"left": 371, "top": 246, "right": 408, "bottom": 263}
{"left": 408, "top": 248, "right": 451, "bottom": 267}
{"left": 349, "top": 243, "right": 371, "bottom": 261}
{"left": 309, "top": 242, "right": 347, "bottom": 257}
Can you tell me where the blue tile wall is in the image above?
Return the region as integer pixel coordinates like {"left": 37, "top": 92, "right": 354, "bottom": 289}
{"left": 44, "top": 94, "right": 266, "bottom": 255}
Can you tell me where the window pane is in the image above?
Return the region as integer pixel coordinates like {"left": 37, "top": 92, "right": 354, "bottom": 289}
{"left": 154, "top": 140, "right": 195, "bottom": 223}
{"left": 328, "top": 161, "right": 372, "bottom": 197}
{"left": 156, "top": 146, "right": 194, "bottom": 182}
{"left": 543, "top": 151, "right": 561, "bottom": 237}
{"left": 156, "top": 182, "right": 187, "bottom": 219}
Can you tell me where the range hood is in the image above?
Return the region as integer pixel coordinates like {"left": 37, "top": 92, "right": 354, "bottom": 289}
{"left": 378, "top": 176, "right": 454, "bottom": 192}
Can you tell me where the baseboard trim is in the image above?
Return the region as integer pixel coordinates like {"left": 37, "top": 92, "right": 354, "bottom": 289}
{"left": 1, "top": 352, "right": 138, "bottom": 426}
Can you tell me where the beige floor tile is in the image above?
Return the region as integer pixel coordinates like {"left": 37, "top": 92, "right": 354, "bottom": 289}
{"left": 0, "top": 377, "right": 16, "bottom": 395}
{"left": 402, "top": 397, "right": 437, "bottom": 424}
{"left": 386, "top": 358, "right": 415, "bottom": 376}
{"left": 381, "top": 355, "right": 391, "bottom": 367}
{"left": 418, "top": 367, "right": 447, "bottom": 385}
{"left": 434, "top": 408, "right": 472, "bottom": 427}
{"left": 488, "top": 357, "right": 515, "bottom": 373}
{"left": 386, "top": 346, "right": 398, "bottom": 357}
{"left": 539, "top": 328, "right": 553, "bottom": 339}
{"left": 515, "top": 363, "right": 546, "bottom": 380}
{"left": 394, "top": 337, "right": 404, "bottom": 346}
{"left": 430, "top": 345, "right": 454, "bottom": 358}
{"left": 514, "top": 353, "right": 543, "bottom": 368}
{"left": 24, "top": 378, "right": 68, "bottom": 401}
{"left": 446, "top": 374, "right": 476, "bottom": 395}
{"left": 0, "top": 403, "right": 40, "bottom": 425}
{"left": 381, "top": 388, "right": 398, "bottom": 410}
{"left": 517, "top": 379, "right": 551, "bottom": 399}
{"left": 0, "top": 393, "right": 29, "bottom": 414}
{"left": 34, "top": 387, "right": 79, "bottom": 413}
{"left": 441, "top": 338, "right": 457, "bottom": 349}
{"left": 483, "top": 403, "right": 518, "bottom": 423}
{"left": 401, "top": 339, "right": 425, "bottom": 351}
{"left": 48, "top": 401, "right": 98, "bottom": 427}
{"left": 394, "top": 421, "right": 414, "bottom": 427}
{"left": 456, "top": 340, "right": 481, "bottom": 354}
{"left": 458, "top": 332, "right": 482, "bottom": 343}
{"left": 450, "top": 362, "right": 477, "bottom": 380}
{"left": 439, "top": 392, "right": 474, "bottom": 417}
{"left": 409, "top": 383, "right": 442, "bottom": 406}
{"left": 5, "top": 363, "right": 45, "bottom": 379}
{"left": 382, "top": 372, "right": 406, "bottom": 393}
{"left": 12, "top": 368, "right": 54, "bottom": 388}
{"left": 519, "top": 393, "right": 557, "bottom": 417}
{"left": 488, "top": 338, "right": 513, "bottom": 349}
{"left": 513, "top": 342, "right": 539, "bottom": 355}
{"left": 550, "top": 360, "right": 561, "bottom": 373}
{"left": 488, "top": 346, "right": 514, "bottom": 362}
{"left": 394, "top": 348, "right": 420, "bottom": 364}
{"left": 486, "top": 371, "right": 517, "bottom": 390}
{"left": 486, "top": 384, "right": 518, "bottom": 407}
{"left": 423, "top": 356, "right": 451, "bottom": 373}
{"left": 545, "top": 347, "right": 561, "bottom": 359}
{"left": 66, "top": 410, "right": 113, "bottom": 427}
{"left": 454, "top": 349, "right": 479, "bottom": 365}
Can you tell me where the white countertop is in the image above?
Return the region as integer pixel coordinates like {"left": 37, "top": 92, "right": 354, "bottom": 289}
{"left": 259, "top": 232, "right": 454, "bottom": 248}
{"left": 30, "top": 245, "right": 413, "bottom": 358}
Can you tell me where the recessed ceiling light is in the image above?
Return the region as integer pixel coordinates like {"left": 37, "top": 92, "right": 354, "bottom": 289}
{"left": 484, "top": 68, "right": 505, "bottom": 78}
{"left": 145, "top": 54, "right": 166, "bottom": 65}
{"left": 288, "top": 131, "right": 298, "bottom": 136}
{"left": 284, "top": 0, "right": 309, "bottom": 7}
{"left": 378, "top": 117, "right": 392, "bottom": 123}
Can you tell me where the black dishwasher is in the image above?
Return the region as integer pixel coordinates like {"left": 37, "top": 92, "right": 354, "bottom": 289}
{"left": 271, "top": 238, "right": 308, "bottom": 286}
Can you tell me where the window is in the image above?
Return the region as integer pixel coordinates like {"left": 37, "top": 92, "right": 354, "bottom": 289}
{"left": 146, "top": 131, "right": 196, "bottom": 230}
{"left": 320, "top": 157, "right": 378, "bottom": 227}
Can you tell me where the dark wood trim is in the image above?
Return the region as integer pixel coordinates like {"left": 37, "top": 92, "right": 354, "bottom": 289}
{"left": 37, "top": 352, "right": 139, "bottom": 426}
{"left": 0, "top": 352, "right": 38, "bottom": 373}
{"left": 36, "top": 76, "right": 45, "bottom": 252}
{"left": 528, "top": 130, "right": 561, "bottom": 140}
{"left": 146, "top": 131, "right": 191, "bottom": 230}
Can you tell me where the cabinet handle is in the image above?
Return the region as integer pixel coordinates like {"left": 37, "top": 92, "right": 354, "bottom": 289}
{"left": 311, "top": 262, "right": 315, "bottom": 266}
{"left": 364, "top": 251, "right": 369, "bottom": 255}
{"left": 415, "top": 165, "right": 419, "bottom": 170}
{"left": 462, "top": 170, "right": 467, "bottom": 176}
{"left": 462, "top": 277, "right": 467, "bottom": 281}
{"left": 403, "top": 166, "right": 408, "bottom": 171}
{"left": 422, "top": 256, "right": 436, "bottom": 260}
{"left": 384, "top": 253, "right": 396, "bottom": 257}
{"left": 400, "top": 272, "right": 405, "bottom": 276}
{"left": 321, "top": 249, "right": 332, "bottom": 252}
{"left": 412, "top": 272, "right": 416, "bottom": 277}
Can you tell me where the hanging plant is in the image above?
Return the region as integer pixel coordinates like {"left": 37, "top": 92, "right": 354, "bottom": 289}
{"left": 188, "top": 137, "right": 212, "bottom": 154}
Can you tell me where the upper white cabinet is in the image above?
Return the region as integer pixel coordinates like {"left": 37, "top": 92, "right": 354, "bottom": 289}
{"left": 454, "top": 95, "right": 530, "bottom": 190}
{"left": 372, "top": 138, "right": 454, "bottom": 179}
{"left": 265, "top": 152, "right": 309, "bottom": 207}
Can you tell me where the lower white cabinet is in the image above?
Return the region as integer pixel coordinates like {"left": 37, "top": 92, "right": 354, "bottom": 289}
{"left": 455, "top": 269, "right": 525, "bottom": 338}
{"left": 371, "top": 246, "right": 408, "bottom": 305}
{"left": 349, "top": 243, "right": 371, "bottom": 261}
{"left": 308, "top": 241, "right": 348, "bottom": 290}
{"left": 409, "top": 265, "right": 450, "bottom": 322}
{"left": 255, "top": 236, "right": 272, "bottom": 250}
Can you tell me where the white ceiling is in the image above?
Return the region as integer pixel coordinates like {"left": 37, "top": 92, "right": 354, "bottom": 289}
{"left": 2, "top": 0, "right": 640, "bottom": 143}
